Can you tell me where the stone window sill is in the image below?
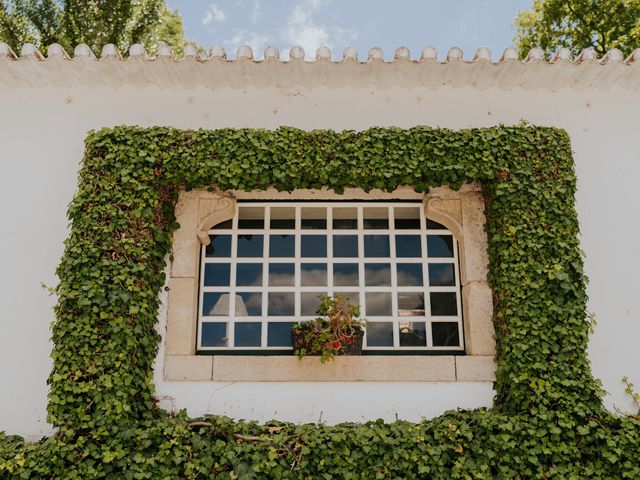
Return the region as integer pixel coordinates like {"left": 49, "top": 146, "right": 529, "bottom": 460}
{"left": 163, "top": 354, "right": 495, "bottom": 383}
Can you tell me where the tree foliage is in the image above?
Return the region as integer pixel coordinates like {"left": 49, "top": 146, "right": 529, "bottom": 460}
{"left": 514, "top": 0, "right": 640, "bottom": 58}
{"left": 0, "top": 0, "right": 186, "bottom": 56}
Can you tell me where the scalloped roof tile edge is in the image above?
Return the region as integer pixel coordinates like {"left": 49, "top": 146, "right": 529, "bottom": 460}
{"left": 1, "top": 43, "right": 639, "bottom": 90}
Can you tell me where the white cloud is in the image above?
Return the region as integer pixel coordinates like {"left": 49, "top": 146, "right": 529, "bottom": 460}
{"left": 226, "top": 29, "right": 269, "bottom": 58}
{"left": 202, "top": 4, "right": 227, "bottom": 25}
{"left": 249, "top": 0, "right": 261, "bottom": 24}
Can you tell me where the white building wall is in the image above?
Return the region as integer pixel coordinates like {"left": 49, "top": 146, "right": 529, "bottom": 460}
{"left": 0, "top": 84, "right": 638, "bottom": 439}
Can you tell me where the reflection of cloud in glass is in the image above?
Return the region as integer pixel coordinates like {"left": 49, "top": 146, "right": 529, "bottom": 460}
{"left": 428, "top": 264, "right": 455, "bottom": 286}
{"left": 236, "top": 292, "right": 261, "bottom": 316}
{"left": 301, "top": 292, "right": 325, "bottom": 316}
{"left": 333, "top": 264, "right": 359, "bottom": 286}
{"left": 396, "top": 264, "right": 423, "bottom": 286}
{"left": 301, "top": 264, "right": 327, "bottom": 286}
{"left": 365, "top": 292, "right": 392, "bottom": 316}
{"left": 269, "top": 264, "right": 295, "bottom": 286}
{"left": 268, "top": 292, "right": 295, "bottom": 316}
{"left": 365, "top": 264, "right": 391, "bottom": 286}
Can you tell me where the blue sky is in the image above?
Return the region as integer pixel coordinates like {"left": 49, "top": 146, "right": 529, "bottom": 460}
{"left": 165, "top": 0, "right": 534, "bottom": 60}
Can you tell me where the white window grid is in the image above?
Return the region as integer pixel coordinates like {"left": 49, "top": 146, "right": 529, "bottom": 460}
{"left": 197, "top": 202, "right": 464, "bottom": 352}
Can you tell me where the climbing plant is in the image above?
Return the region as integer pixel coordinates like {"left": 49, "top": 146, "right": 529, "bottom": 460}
{"left": 1, "top": 125, "right": 639, "bottom": 479}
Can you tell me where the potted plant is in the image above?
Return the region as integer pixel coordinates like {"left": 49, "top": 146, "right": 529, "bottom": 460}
{"left": 291, "top": 295, "right": 367, "bottom": 363}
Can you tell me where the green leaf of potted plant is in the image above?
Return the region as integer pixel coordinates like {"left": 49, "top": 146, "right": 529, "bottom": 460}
{"left": 291, "top": 295, "right": 367, "bottom": 363}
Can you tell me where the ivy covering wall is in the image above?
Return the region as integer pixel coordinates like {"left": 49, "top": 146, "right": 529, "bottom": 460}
{"left": 1, "top": 125, "right": 638, "bottom": 479}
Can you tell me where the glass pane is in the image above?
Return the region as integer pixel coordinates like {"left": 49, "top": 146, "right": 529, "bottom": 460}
{"left": 432, "top": 322, "right": 460, "bottom": 347}
{"left": 333, "top": 263, "right": 359, "bottom": 286}
{"left": 237, "top": 234, "right": 263, "bottom": 257}
{"left": 364, "top": 235, "right": 390, "bottom": 257}
{"left": 238, "top": 206, "right": 264, "bottom": 229}
{"left": 202, "top": 292, "right": 230, "bottom": 316}
{"left": 430, "top": 292, "right": 458, "bottom": 316}
{"left": 397, "top": 264, "right": 423, "bottom": 286}
{"left": 301, "top": 292, "right": 325, "bottom": 316}
{"left": 268, "top": 292, "right": 295, "bottom": 316}
{"left": 338, "top": 291, "right": 360, "bottom": 307}
{"left": 301, "top": 207, "right": 327, "bottom": 229}
{"left": 365, "top": 292, "right": 392, "bottom": 316}
{"left": 365, "top": 263, "right": 391, "bottom": 286}
{"left": 268, "top": 322, "right": 294, "bottom": 347}
{"left": 235, "top": 292, "right": 262, "bottom": 316}
{"left": 395, "top": 235, "right": 422, "bottom": 257}
{"left": 211, "top": 219, "right": 232, "bottom": 230}
{"left": 268, "top": 263, "right": 295, "bottom": 286}
{"left": 333, "top": 235, "right": 358, "bottom": 257}
{"left": 203, "top": 263, "right": 230, "bottom": 286}
{"left": 270, "top": 234, "right": 295, "bottom": 257}
{"left": 270, "top": 207, "right": 295, "bottom": 229}
{"left": 363, "top": 207, "right": 389, "bottom": 229}
{"left": 427, "top": 235, "right": 454, "bottom": 258}
{"left": 236, "top": 263, "right": 263, "bottom": 286}
{"left": 398, "top": 292, "right": 425, "bottom": 316}
{"left": 301, "top": 263, "right": 328, "bottom": 286}
{"left": 366, "top": 322, "right": 394, "bottom": 346}
{"left": 394, "top": 207, "right": 421, "bottom": 229}
{"left": 205, "top": 234, "right": 231, "bottom": 257}
{"left": 333, "top": 207, "right": 358, "bottom": 229}
{"left": 301, "top": 235, "right": 327, "bottom": 257}
{"left": 427, "top": 219, "right": 447, "bottom": 230}
{"left": 428, "top": 264, "right": 456, "bottom": 286}
{"left": 201, "top": 322, "right": 227, "bottom": 347}
{"left": 234, "top": 322, "right": 261, "bottom": 347}
{"left": 399, "top": 322, "right": 427, "bottom": 346}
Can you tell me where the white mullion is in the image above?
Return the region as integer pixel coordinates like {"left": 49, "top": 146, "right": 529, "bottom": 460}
{"left": 453, "top": 236, "right": 464, "bottom": 349}
{"left": 261, "top": 206, "right": 271, "bottom": 348}
{"left": 295, "top": 206, "right": 301, "bottom": 319}
{"left": 357, "top": 206, "right": 368, "bottom": 348}
{"left": 327, "top": 206, "right": 334, "bottom": 297}
{"left": 197, "top": 244, "right": 206, "bottom": 350}
{"left": 388, "top": 206, "right": 399, "bottom": 348}
{"left": 227, "top": 207, "right": 239, "bottom": 348}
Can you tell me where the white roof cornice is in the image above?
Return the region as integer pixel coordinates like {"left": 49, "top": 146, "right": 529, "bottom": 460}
{"left": 1, "top": 43, "right": 638, "bottom": 90}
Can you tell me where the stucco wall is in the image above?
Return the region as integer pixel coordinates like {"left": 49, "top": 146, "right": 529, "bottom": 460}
{"left": 0, "top": 84, "right": 638, "bottom": 439}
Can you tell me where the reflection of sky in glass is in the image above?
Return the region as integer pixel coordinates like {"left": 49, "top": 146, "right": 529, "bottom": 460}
{"left": 301, "top": 263, "right": 327, "bottom": 286}
{"left": 365, "top": 292, "right": 392, "bottom": 316}
{"left": 395, "top": 235, "right": 422, "bottom": 257}
{"left": 427, "top": 235, "right": 454, "bottom": 257}
{"left": 268, "top": 292, "right": 295, "bottom": 316}
{"left": 365, "top": 263, "right": 391, "bottom": 286}
{"left": 333, "top": 235, "right": 358, "bottom": 257}
{"left": 269, "top": 234, "right": 295, "bottom": 257}
{"left": 236, "top": 292, "right": 262, "bottom": 316}
{"left": 237, "top": 234, "right": 263, "bottom": 257}
{"left": 301, "top": 292, "right": 326, "bottom": 316}
{"left": 234, "top": 322, "right": 261, "bottom": 347}
{"left": 236, "top": 263, "right": 262, "bottom": 286}
{"left": 202, "top": 292, "right": 227, "bottom": 316}
{"left": 428, "top": 263, "right": 455, "bottom": 286}
{"left": 268, "top": 263, "right": 295, "bottom": 286}
{"left": 366, "top": 322, "right": 393, "bottom": 346}
{"left": 397, "top": 264, "right": 423, "bottom": 286}
{"left": 364, "top": 235, "right": 390, "bottom": 257}
{"left": 201, "top": 322, "right": 227, "bottom": 347}
{"left": 333, "top": 263, "right": 359, "bottom": 286}
{"left": 204, "top": 263, "right": 230, "bottom": 286}
{"left": 301, "top": 235, "right": 327, "bottom": 257}
{"left": 206, "top": 234, "right": 231, "bottom": 257}
{"left": 268, "top": 322, "right": 294, "bottom": 347}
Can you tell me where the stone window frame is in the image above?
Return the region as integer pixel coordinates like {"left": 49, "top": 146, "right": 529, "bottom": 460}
{"left": 163, "top": 184, "right": 495, "bottom": 382}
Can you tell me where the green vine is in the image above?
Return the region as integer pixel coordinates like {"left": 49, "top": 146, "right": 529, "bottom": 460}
{"left": 1, "top": 125, "right": 639, "bottom": 479}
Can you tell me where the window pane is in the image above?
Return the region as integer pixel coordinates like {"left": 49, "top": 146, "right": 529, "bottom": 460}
{"left": 333, "top": 263, "right": 359, "bottom": 286}
{"left": 270, "top": 234, "right": 295, "bottom": 257}
{"left": 364, "top": 235, "right": 390, "bottom": 257}
{"left": 211, "top": 219, "right": 232, "bottom": 230}
{"left": 365, "top": 292, "right": 392, "bottom": 316}
{"left": 268, "top": 322, "right": 294, "bottom": 347}
{"left": 202, "top": 292, "right": 229, "bottom": 316}
{"left": 427, "top": 219, "right": 447, "bottom": 230}
{"left": 301, "top": 292, "right": 325, "bottom": 316}
{"left": 206, "top": 234, "right": 231, "bottom": 257}
{"left": 237, "top": 234, "right": 263, "bottom": 257}
{"left": 270, "top": 207, "right": 295, "bottom": 229}
{"left": 333, "top": 235, "right": 358, "bottom": 257}
{"left": 236, "top": 263, "right": 263, "bottom": 286}
{"left": 365, "top": 263, "right": 391, "bottom": 286}
{"left": 234, "top": 322, "right": 261, "bottom": 347}
{"left": 333, "top": 207, "right": 357, "bottom": 229}
{"left": 238, "top": 206, "right": 264, "bottom": 229}
{"left": 395, "top": 235, "right": 422, "bottom": 257}
{"left": 366, "top": 322, "right": 393, "bottom": 346}
{"left": 430, "top": 292, "right": 458, "bottom": 316}
{"left": 203, "top": 263, "right": 230, "bottom": 286}
{"left": 432, "top": 322, "right": 460, "bottom": 347}
{"left": 363, "top": 207, "right": 388, "bottom": 229}
{"left": 301, "top": 235, "right": 327, "bottom": 257}
{"left": 235, "top": 292, "right": 262, "bottom": 316}
{"left": 201, "top": 322, "right": 227, "bottom": 347}
{"left": 301, "top": 207, "right": 326, "bottom": 229}
{"left": 398, "top": 292, "right": 425, "bottom": 316}
{"left": 428, "top": 264, "right": 456, "bottom": 286}
{"left": 397, "top": 264, "right": 423, "bottom": 286}
{"left": 269, "top": 264, "right": 295, "bottom": 286}
{"left": 268, "top": 292, "right": 295, "bottom": 316}
{"left": 338, "top": 291, "right": 360, "bottom": 307}
{"left": 394, "top": 207, "right": 421, "bottom": 229}
{"left": 427, "top": 234, "right": 454, "bottom": 258}
{"left": 301, "top": 263, "right": 327, "bottom": 286}
{"left": 399, "top": 322, "right": 427, "bottom": 346}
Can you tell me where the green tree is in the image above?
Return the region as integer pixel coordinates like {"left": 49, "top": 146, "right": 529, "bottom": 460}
{"left": 0, "top": 0, "right": 186, "bottom": 56}
{"left": 514, "top": 0, "right": 640, "bottom": 58}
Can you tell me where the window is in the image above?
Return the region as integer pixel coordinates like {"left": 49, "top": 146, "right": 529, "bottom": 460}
{"left": 197, "top": 202, "right": 463, "bottom": 353}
